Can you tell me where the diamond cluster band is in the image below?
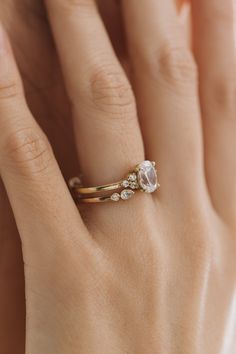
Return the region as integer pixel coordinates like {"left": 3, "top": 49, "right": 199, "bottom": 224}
{"left": 69, "top": 161, "right": 160, "bottom": 204}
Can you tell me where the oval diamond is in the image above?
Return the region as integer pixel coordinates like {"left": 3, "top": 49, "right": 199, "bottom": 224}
{"left": 137, "top": 161, "right": 158, "bottom": 193}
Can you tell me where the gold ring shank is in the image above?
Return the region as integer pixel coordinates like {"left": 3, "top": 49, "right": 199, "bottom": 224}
{"left": 75, "top": 181, "right": 123, "bottom": 195}
{"left": 78, "top": 195, "right": 112, "bottom": 203}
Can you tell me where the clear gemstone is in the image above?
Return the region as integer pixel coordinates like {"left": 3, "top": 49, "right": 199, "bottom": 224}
{"left": 111, "top": 193, "right": 120, "bottom": 202}
{"left": 68, "top": 177, "right": 81, "bottom": 188}
{"left": 121, "top": 189, "right": 135, "bottom": 200}
{"left": 122, "top": 180, "right": 130, "bottom": 188}
{"left": 128, "top": 173, "right": 137, "bottom": 182}
{"left": 137, "top": 160, "right": 158, "bottom": 193}
{"left": 130, "top": 182, "right": 138, "bottom": 190}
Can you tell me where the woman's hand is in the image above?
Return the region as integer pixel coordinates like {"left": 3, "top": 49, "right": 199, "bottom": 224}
{"left": 0, "top": 0, "right": 236, "bottom": 353}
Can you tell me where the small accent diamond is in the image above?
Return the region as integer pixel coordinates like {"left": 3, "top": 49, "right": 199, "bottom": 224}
{"left": 68, "top": 177, "right": 81, "bottom": 188}
{"left": 111, "top": 193, "right": 120, "bottom": 202}
{"left": 130, "top": 182, "right": 138, "bottom": 190}
{"left": 128, "top": 173, "right": 137, "bottom": 182}
{"left": 122, "top": 180, "right": 130, "bottom": 188}
{"left": 121, "top": 189, "right": 135, "bottom": 200}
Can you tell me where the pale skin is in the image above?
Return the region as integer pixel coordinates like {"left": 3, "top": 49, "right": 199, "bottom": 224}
{"left": 0, "top": 0, "right": 236, "bottom": 353}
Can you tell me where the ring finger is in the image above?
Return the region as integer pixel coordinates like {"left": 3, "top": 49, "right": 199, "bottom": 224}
{"left": 122, "top": 0, "right": 205, "bottom": 203}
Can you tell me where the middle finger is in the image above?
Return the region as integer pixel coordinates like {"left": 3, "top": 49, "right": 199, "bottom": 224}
{"left": 45, "top": 0, "right": 144, "bottom": 187}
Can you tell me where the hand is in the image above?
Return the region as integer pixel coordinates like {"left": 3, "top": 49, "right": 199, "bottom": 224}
{"left": 0, "top": 1, "right": 236, "bottom": 353}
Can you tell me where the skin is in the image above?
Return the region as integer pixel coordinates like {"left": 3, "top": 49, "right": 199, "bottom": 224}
{"left": 0, "top": 0, "right": 236, "bottom": 353}
{"left": 1, "top": 1, "right": 127, "bottom": 351}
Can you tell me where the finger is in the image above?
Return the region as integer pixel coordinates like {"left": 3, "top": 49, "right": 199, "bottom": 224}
{"left": 191, "top": 0, "right": 236, "bottom": 221}
{"left": 0, "top": 27, "right": 88, "bottom": 265}
{"left": 45, "top": 0, "right": 144, "bottom": 186}
{"left": 121, "top": 0, "right": 205, "bottom": 202}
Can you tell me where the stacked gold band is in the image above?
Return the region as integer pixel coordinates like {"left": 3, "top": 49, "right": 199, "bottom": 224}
{"left": 69, "top": 160, "right": 160, "bottom": 204}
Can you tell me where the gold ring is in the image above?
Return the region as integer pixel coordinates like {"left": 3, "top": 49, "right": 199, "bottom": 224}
{"left": 69, "top": 160, "right": 160, "bottom": 204}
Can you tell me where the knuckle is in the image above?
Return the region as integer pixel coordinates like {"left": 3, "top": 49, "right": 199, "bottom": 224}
{"left": 0, "top": 80, "right": 21, "bottom": 101}
{"left": 141, "top": 40, "right": 197, "bottom": 88}
{"left": 4, "top": 127, "right": 53, "bottom": 177}
{"left": 210, "top": 79, "right": 236, "bottom": 114}
{"left": 88, "top": 65, "right": 136, "bottom": 118}
{"left": 158, "top": 41, "right": 197, "bottom": 86}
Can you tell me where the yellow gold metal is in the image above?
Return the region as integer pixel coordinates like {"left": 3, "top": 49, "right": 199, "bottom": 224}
{"left": 78, "top": 195, "right": 113, "bottom": 203}
{"left": 69, "top": 160, "right": 159, "bottom": 204}
{"left": 74, "top": 181, "right": 123, "bottom": 195}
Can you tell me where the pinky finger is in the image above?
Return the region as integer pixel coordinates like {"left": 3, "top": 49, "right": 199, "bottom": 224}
{"left": 0, "top": 26, "right": 88, "bottom": 266}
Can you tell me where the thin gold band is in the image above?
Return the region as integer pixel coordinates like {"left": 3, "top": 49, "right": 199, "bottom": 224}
{"left": 75, "top": 181, "right": 123, "bottom": 195}
{"left": 77, "top": 195, "right": 114, "bottom": 203}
